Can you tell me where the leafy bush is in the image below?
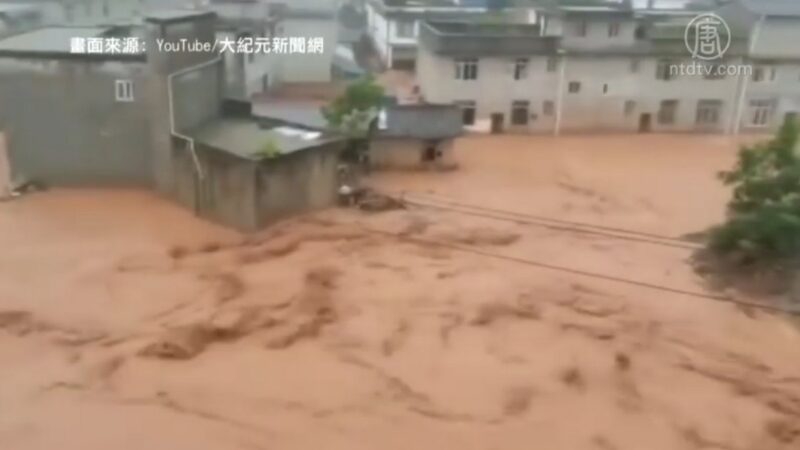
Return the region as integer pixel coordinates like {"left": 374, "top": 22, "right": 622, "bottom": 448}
{"left": 322, "top": 76, "right": 384, "bottom": 137}
{"left": 255, "top": 138, "right": 281, "bottom": 159}
{"left": 710, "top": 120, "right": 800, "bottom": 261}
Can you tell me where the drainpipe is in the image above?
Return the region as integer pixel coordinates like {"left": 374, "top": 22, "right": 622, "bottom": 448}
{"left": 166, "top": 55, "right": 223, "bottom": 180}
{"left": 554, "top": 52, "right": 567, "bottom": 136}
{"left": 732, "top": 14, "right": 764, "bottom": 136}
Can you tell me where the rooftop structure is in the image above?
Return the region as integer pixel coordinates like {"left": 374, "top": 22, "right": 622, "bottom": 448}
{"left": 191, "top": 117, "right": 338, "bottom": 159}
{"left": 420, "top": 21, "right": 559, "bottom": 56}
{"left": 0, "top": 25, "right": 146, "bottom": 59}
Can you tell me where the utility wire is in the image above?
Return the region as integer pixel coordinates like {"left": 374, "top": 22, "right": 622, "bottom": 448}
{"left": 399, "top": 194, "right": 701, "bottom": 251}
{"left": 360, "top": 224, "right": 800, "bottom": 317}
{"left": 397, "top": 190, "right": 697, "bottom": 245}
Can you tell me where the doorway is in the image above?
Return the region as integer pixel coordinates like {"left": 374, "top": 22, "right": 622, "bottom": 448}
{"left": 638, "top": 113, "right": 652, "bottom": 132}
{"left": 490, "top": 113, "right": 504, "bottom": 134}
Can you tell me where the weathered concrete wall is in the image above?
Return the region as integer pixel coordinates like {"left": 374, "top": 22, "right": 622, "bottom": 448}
{"left": 417, "top": 45, "right": 560, "bottom": 134}
{"left": 0, "top": 58, "right": 152, "bottom": 185}
{"left": 173, "top": 143, "right": 259, "bottom": 231}
{"left": 145, "top": 13, "right": 224, "bottom": 195}
{"left": 742, "top": 60, "right": 800, "bottom": 132}
{"left": 418, "top": 44, "right": 751, "bottom": 134}
{"left": 277, "top": 17, "right": 336, "bottom": 83}
{"left": 370, "top": 137, "right": 456, "bottom": 171}
{"left": 255, "top": 143, "right": 341, "bottom": 226}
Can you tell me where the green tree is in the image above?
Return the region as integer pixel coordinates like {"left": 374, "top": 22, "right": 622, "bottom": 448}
{"left": 710, "top": 119, "right": 800, "bottom": 261}
{"left": 322, "top": 76, "right": 385, "bottom": 137}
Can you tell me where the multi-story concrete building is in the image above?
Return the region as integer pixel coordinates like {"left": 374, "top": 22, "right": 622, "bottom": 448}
{"left": 365, "top": 0, "right": 489, "bottom": 69}
{"left": 416, "top": 0, "right": 799, "bottom": 134}
{"left": 0, "top": 9, "right": 345, "bottom": 231}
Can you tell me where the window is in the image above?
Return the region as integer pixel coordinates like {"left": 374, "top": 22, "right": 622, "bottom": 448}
{"left": 608, "top": 22, "right": 620, "bottom": 38}
{"left": 634, "top": 25, "right": 646, "bottom": 40}
{"left": 753, "top": 66, "right": 777, "bottom": 83}
{"left": 703, "top": 62, "right": 726, "bottom": 80}
{"left": 749, "top": 99, "right": 775, "bottom": 127}
{"left": 575, "top": 20, "right": 588, "bottom": 37}
{"left": 455, "top": 58, "right": 478, "bottom": 80}
{"left": 543, "top": 100, "right": 555, "bottom": 116}
{"left": 602, "top": 83, "right": 609, "bottom": 94}
{"left": 568, "top": 81, "right": 581, "bottom": 93}
{"left": 624, "top": 100, "right": 636, "bottom": 116}
{"left": 456, "top": 100, "right": 476, "bottom": 126}
{"left": 630, "top": 58, "right": 640, "bottom": 73}
{"left": 656, "top": 59, "right": 676, "bottom": 81}
{"left": 696, "top": 100, "right": 723, "bottom": 126}
{"left": 513, "top": 58, "right": 529, "bottom": 80}
{"left": 511, "top": 100, "right": 530, "bottom": 126}
{"left": 396, "top": 19, "right": 415, "bottom": 38}
{"left": 546, "top": 57, "right": 558, "bottom": 72}
{"left": 115, "top": 79, "right": 134, "bottom": 102}
{"left": 658, "top": 99, "right": 678, "bottom": 125}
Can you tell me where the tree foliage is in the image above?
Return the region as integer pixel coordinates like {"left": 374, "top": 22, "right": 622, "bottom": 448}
{"left": 710, "top": 120, "right": 800, "bottom": 261}
{"left": 322, "top": 76, "right": 385, "bottom": 137}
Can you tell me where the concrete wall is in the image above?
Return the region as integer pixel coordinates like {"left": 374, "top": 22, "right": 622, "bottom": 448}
{"left": 145, "top": 14, "right": 223, "bottom": 194}
{"left": 418, "top": 43, "right": 754, "bottom": 134}
{"left": 751, "top": 17, "right": 800, "bottom": 59}
{"left": 741, "top": 61, "right": 800, "bottom": 132}
{"left": 0, "top": 57, "right": 152, "bottom": 185}
{"left": 417, "top": 45, "right": 560, "bottom": 133}
{"left": 278, "top": 17, "right": 336, "bottom": 83}
{"left": 370, "top": 137, "right": 456, "bottom": 171}
{"left": 255, "top": 143, "right": 342, "bottom": 226}
{"left": 560, "top": 16, "right": 639, "bottom": 50}
{"left": 365, "top": 3, "right": 390, "bottom": 64}
{"left": 173, "top": 143, "right": 260, "bottom": 231}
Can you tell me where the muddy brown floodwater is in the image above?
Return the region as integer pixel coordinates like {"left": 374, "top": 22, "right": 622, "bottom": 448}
{"left": 1, "top": 135, "right": 799, "bottom": 450}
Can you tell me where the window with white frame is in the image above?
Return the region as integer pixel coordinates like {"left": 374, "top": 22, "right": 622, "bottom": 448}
{"left": 656, "top": 59, "right": 676, "bottom": 81}
{"left": 511, "top": 100, "right": 530, "bottom": 126}
{"left": 543, "top": 100, "right": 555, "bottom": 116}
{"left": 658, "top": 99, "right": 679, "bottom": 125}
{"left": 575, "top": 20, "right": 588, "bottom": 37}
{"left": 454, "top": 58, "right": 478, "bottom": 80}
{"left": 115, "top": 79, "right": 134, "bottom": 102}
{"left": 630, "top": 58, "right": 640, "bottom": 73}
{"left": 753, "top": 66, "right": 777, "bottom": 83}
{"left": 748, "top": 99, "right": 775, "bottom": 127}
{"left": 456, "top": 100, "right": 476, "bottom": 125}
{"left": 546, "top": 56, "right": 558, "bottom": 72}
{"left": 624, "top": 100, "right": 636, "bottom": 116}
{"left": 513, "top": 58, "right": 529, "bottom": 80}
{"left": 568, "top": 81, "right": 581, "bottom": 93}
{"left": 608, "top": 22, "right": 620, "bottom": 38}
{"left": 696, "top": 99, "right": 723, "bottom": 126}
{"left": 395, "top": 19, "right": 415, "bottom": 38}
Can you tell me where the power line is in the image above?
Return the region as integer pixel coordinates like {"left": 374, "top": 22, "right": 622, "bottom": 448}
{"left": 397, "top": 191, "right": 696, "bottom": 245}
{"left": 360, "top": 224, "right": 800, "bottom": 317}
{"left": 398, "top": 194, "right": 701, "bottom": 251}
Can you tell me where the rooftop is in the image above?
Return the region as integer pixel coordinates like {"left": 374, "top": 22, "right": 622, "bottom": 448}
{"left": 192, "top": 118, "right": 342, "bottom": 161}
{"left": 144, "top": 9, "right": 216, "bottom": 24}
{"left": 421, "top": 21, "right": 559, "bottom": 56}
{"left": 377, "top": 104, "right": 463, "bottom": 139}
{"left": 0, "top": 26, "right": 147, "bottom": 59}
{"left": 737, "top": 0, "right": 800, "bottom": 17}
{"left": 253, "top": 99, "right": 329, "bottom": 130}
{"left": 426, "top": 21, "right": 542, "bottom": 36}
